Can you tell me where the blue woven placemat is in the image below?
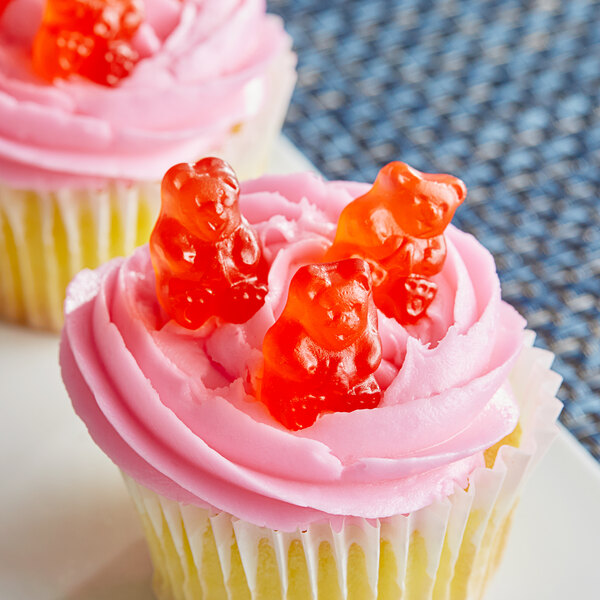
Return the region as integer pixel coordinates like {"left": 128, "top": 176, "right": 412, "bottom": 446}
{"left": 269, "top": 0, "right": 600, "bottom": 461}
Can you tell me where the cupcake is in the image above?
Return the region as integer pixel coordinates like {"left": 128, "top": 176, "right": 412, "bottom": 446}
{"left": 0, "top": 0, "right": 296, "bottom": 330}
{"left": 60, "top": 159, "right": 562, "bottom": 599}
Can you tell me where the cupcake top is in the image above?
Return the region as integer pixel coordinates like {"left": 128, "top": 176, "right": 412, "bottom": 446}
{"left": 0, "top": 0, "right": 294, "bottom": 190}
{"left": 61, "top": 168, "right": 526, "bottom": 532}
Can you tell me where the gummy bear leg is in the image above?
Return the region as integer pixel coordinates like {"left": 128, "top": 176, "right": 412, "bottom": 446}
{"left": 376, "top": 275, "right": 437, "bottom": 324}
{"left": 394, "top": 276, "right": 437, "bottom": 323}
{"left": 167, "top": 278, "right": 216, "bottom": 329}
{"left": 268, "top": 392, "right": 325, "bottom": 431}
{"left": 332, "top": 377, "right": 382, "bottom": 413}
{"left": 219, "top": 280, "right": 268, "bottom": 323}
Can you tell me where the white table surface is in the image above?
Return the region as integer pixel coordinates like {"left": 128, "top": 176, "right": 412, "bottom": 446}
{"left": 1, "top": 138, "right": 599, "bottom": 599}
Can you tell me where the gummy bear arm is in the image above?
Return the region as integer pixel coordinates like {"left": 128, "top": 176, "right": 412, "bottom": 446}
{"left": 152, "top": 221, "right": 210, "bottom": 276}
{"left": 354, "top": 332, "right": 382, "bottom": 372}
{"left": 379, "top": 237, "right": 415, "bottom": 276}
{"left": 263, "top": 324, "right": 320, "bottom": 382}
{"left": 294, "top": 335, "right": 323, "bottom": 376}
{"left": 381, "top": 235, "right": 444, "bottom": 276}
{"left": 331, "top": 354, "right": 358, "bottom": 387}
{"left": 409, "top": 235, "right": 446, "bottom": 276}
{"left": 230, "top": 222, "right": 262, "bottom": 270}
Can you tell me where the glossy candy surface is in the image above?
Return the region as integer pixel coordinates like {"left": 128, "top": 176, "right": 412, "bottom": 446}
{"left": 326, "top": 161, "right": 466, "bottom": 324}
{"left": 150, "top": 158, "right": 269, "bottom": 330}
{"left": 261, "top": 259, "right": 382, "bottom": 430}
{"left": 0, "top": 0, "right": 11, "bottom": 17}
{"left": 32, "top": 0, "right": 143, "bottom": 86}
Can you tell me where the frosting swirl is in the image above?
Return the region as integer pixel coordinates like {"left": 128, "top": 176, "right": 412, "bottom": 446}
{"left": 60, "top": 173, "right": 526, "bottom": 531}
{"left": 0, "top": 0, "right": 294, "bottom": 189}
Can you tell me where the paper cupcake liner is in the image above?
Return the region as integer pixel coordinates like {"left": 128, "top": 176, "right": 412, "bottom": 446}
{"left": 122, "top": 333, "right": 562, "bottom": 600}
{"left": 0, "top": 182, "right": 161, "bottom": 331}
{"left": 0, "top": 49, "right": 295, "bottom": 332}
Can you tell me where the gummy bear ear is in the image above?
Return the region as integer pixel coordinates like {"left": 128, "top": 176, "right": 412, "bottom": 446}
{"left": 451, "top": 178, "right": 467, "bottom": 202}
{"left": 414, "top": 171, "right": 467, "bottom": 209}
{"left": 292, "top": 264, "right": 328, "bottom": 301}
{"left": 336, "top": 258, "right": 371, "bottom": 291}
{"left": 380, "top": 161, "right": 418, "bottom": 187}
{"left": 161, "top": 163, "right": 194, "bottom": 207}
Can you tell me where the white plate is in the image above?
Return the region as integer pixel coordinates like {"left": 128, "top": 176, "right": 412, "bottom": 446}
{"left": 1, "top": 138, "right": 599, "bottom": 599}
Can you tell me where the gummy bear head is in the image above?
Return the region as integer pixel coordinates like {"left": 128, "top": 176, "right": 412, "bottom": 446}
{"left": 375, "top": 162, "right": 466, "bottom": 238}
{"left": 288, "top": 259, "right": 374, "bottom": 351}
{"left": 160, "top": 157, "right": 241, "bottom": 242}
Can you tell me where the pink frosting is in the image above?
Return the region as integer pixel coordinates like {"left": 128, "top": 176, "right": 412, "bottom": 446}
{"left": 0, "top": 0, "right": 293, "bottom": 189}
{"left": 60, "top": 173, "right": 526, "bottom": 531}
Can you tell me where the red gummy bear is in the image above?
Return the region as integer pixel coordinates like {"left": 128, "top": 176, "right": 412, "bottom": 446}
{"left": 326, "top": 162, "right": 466, "bottom": 324}
{"left": 261, "top": 258, "right": 382, "bottom": 430}
{"left": 0, "top": 0, "right": 11, "bottom": 18}
{"left": 150, "top": 157, "right": 269, "bottom": 330}
{"left": 32, "top": 0, "right": 143, "bottom": 86}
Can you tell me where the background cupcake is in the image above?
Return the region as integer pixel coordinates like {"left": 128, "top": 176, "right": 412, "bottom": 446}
{"left": 0, "top": 0, "right": 296, "bottom": 330}
{"left": 60, "top": 166, "right": 562, "bottom": 599}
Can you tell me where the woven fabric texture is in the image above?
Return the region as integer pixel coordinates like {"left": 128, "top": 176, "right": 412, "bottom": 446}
{"left": 269, "top": 0, "right": 600, "bottom": 460}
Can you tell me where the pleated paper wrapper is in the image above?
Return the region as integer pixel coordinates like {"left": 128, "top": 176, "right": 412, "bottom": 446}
{"left": 0, "top": 49, "right": 296, "bottom": 332}
{"left": 123, "top": 332, "right": 562, "bottom": 600}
